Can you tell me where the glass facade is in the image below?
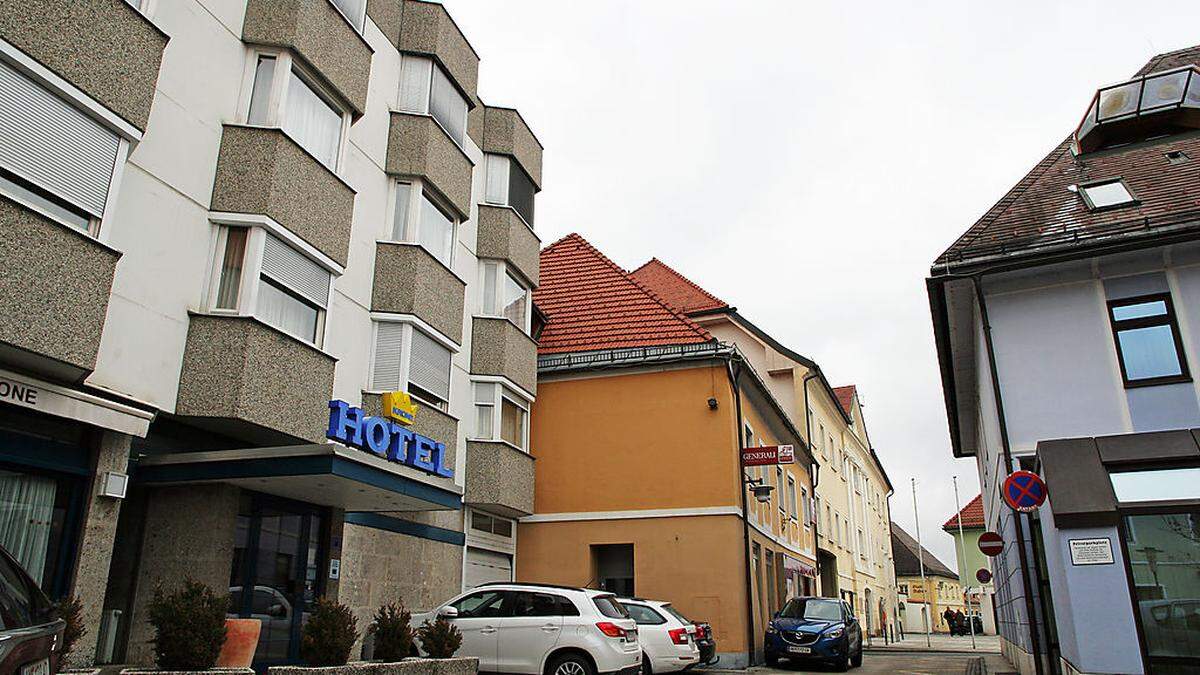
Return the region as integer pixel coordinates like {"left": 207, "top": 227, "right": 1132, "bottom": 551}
{"left": 1124, "top": 510, "right": 1200, "bottom": 673}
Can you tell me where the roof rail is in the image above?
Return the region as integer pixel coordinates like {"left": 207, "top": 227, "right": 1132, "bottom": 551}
{"left": 475, "top": 581, "right": 597, "bottom": 593}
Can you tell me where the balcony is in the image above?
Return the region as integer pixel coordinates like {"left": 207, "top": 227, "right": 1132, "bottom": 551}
{"left": 1074, "top": 66, "right": 1200, "bottom": 153}
{"left": 0, "top": 0, "right": 168, "bottom": 130}
{"left": 372, "top": 243, "right": 466, "bottom": 343}
{"left": 470, "top": 317, "right": 537, "bottom": 394}
{"left": 482, "top": 106, "right": 543, "bottom": 188}
{"left": 477, "top": 205, "right": 539, "bottom": 285}
{"left": 242, "top": 0, "right": 373, "bottom": 116}
{"left": 0, "top": 197, "right": 119, "bottom": 383}
{"left": 387, "top": 112, "right": 474, "bottom": 218}
{"left": 464, "top": 440, "right": 534, "bottom": 517}
{"left": 393, "top": 0, "right": 479, "bottom": 102}
{"left": 175, "top": 315, "right": 336, "bottom": 444}
{"left": 210, "top": 125, "right": 355, "bottom": 265}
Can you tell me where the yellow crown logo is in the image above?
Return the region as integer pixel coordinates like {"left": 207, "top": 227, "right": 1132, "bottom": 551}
{"left": 382, "top": 391, "right": 418, "bottom": 425}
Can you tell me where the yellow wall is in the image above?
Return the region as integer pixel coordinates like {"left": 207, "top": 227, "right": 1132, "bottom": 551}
{"left": 898, "top": 575, "right": 965, "bottom": 632}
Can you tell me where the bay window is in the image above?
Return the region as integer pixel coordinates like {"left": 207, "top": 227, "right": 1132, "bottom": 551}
{"left": 0, "top": 57, "right": 126, "bottom": 237}
{"left": 208, "top": 226, "right": 335, "bottom": 346}
{"left": 370, "top": 319, "right": 455, "bottom": 410}
{"left": 246, "top": 52, "right": 346, "bottom": 170}
{"left": 479, "top": 261, "right": 531, "bottom": 333}
{"left": 472, "top": 381, "right": 530, "bottom": 451}
{"left": 398, "top": 54, "right": 468, "bottom": 148}
{"left": 389, "top": 180, "right": 457, "bottom": 267}
{"left": 484, "top": 154, "right": 536, "bottom": 226}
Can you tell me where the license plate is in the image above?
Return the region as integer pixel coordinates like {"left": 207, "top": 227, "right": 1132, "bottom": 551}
{"left": 786, "top": 646, "right": 811, "bottom": 655}
{"left": 21, "top": 659, "right": 49, "bottom": 675}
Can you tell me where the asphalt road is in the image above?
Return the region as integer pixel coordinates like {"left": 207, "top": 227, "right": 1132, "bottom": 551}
{"left": 744, "top": 651, "right": 1000, "bottom": 674}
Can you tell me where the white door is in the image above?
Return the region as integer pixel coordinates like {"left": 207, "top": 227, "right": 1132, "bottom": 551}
{"left": 498, "top": 591, "right": 565, "bottom": 673}
{"left": 465, "top": 547, "right": 512, "bottom": 589}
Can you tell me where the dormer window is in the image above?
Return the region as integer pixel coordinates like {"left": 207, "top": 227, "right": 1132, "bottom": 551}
{"left": 1074, "top": 66, "right": 1200, "bottom": 153}
{"left": 1078, "top": 179, "right": 1137, "bottom": 210}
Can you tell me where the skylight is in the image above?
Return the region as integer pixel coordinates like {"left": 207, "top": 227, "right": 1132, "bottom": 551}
{"left": 1073, "top": 65, "right": 1200, "bottom": 153}
{"left": 1079, "top": 179, "right": 1136, "bottom": 210}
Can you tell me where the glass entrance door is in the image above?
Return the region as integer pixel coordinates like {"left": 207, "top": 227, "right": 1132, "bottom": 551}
{"left": 229, "top": 494, "right": 325, "bottom": 666}
{"left": 1123, "top": 509, "right": 1200, "bottom": 674}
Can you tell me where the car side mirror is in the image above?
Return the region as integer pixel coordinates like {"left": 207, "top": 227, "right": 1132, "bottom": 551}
{"left": 438, "top": 606, "right": 459, "bottom": 619}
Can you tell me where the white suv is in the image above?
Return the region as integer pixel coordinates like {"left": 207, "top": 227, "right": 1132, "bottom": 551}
{"left": 617, "top": 598, "right": 699, "bottom": 674}
{"left": 414, "top": 583, "right": 642, "bottom": 675}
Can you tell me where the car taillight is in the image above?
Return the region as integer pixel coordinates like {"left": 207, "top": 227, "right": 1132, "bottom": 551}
{"left": 694, "top": 624, "right": 707, "bottom": 639}
{"left": 596, "top": 622, "right": 627, "bottom": 638}
{"left": 669, "top": 627, "right": 689, "bottom": 645}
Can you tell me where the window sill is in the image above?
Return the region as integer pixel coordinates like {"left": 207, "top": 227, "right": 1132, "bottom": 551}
{"left": 389, "top": 110, "right": 474, "bottom": 166}
{"left": 226, "top": 123, "right": 355, "bottom": 192}
{"left": 466, "top": 437, "right": 532, "bottom": 457}
{"left": 362, "top": 390, "right": 460, "bottom": 422}
{"left": 479, "top": 202, "right": 538, "bottom": 237}
{"left": 0, "top": 187, "right": 121, "bottom": 255}
{"left": 190, "top": 311, "right": 336, "bottom": 361}
{"left": 375, "top": 239, "right": 468, "bottom": 286}
{"left": 1123, "top": 374, "right": 1192, "bottom": 389}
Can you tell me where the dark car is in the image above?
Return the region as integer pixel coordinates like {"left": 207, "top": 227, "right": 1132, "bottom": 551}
{"left": 692, "top": 621, "right": 716, "bottom": 665}
{"left": 764, "top": 597, "right": 862, "bottom": 671}
{"left": 0, "top": 546, "right": 64, "bottom": 675}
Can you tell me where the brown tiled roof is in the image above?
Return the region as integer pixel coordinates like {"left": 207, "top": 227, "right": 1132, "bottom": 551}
{"left": 833, "top": 385, "right": 856, "bottom": 417}
{"left": 891, "top": 522, "right": 958, "bottom": 579}
{"left": 629, "top": 258, "right": 729, "bottom": 315}
{"left": 943, "top": 494, "right": 984, "bottom": 530}
{"left": 934, "top": 45, "right": 1200, "bottom": 268}
{"left": 533, "top": 234, "right": 714, "bottom": 354}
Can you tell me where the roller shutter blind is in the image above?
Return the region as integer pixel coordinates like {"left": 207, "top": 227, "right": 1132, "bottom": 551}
{"left": 409, "top": 328, "right": 451, "bottom": 402}
{"left": 372, "top": 322, "right": 404, "bottom": 390}
{"left": 261, "top": 233, "right": 330, "bottom": 307}
{"left": 0, "top": 59, "right": 120, "bottom": 217}
{"left": 398, "top": 55, "right": 431, "bottom": 114}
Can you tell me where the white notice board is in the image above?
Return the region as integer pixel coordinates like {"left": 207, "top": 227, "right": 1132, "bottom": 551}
{"left": 1069, "top": 538, "right": 1114, "bottom": 566}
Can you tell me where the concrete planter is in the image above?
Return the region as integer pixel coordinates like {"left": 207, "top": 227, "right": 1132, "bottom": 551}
{"left": 216, "top": 618, "right": 262, "bottom": 667}
{"left": 269, "top": 656, "right": 478, "bottom": 675}
{"left": 61, "top": 670, "right": 102, "bottom": 675}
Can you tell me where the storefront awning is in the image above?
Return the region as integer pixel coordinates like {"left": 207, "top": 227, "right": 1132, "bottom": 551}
{"left": 783, "top": 553, "right": 818, "bottom": 578}
{"left": 135, "top": 443, "right": 462, "bottom": 512}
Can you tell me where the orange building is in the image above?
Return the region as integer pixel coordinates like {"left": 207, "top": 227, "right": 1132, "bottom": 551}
{"left": 518, "top": 234, "right": 818, "bottom": 668}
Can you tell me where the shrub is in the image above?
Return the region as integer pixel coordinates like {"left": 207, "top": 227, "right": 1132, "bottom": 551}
{"left": 417, "top": 617, "right": 462, "bottom": 659}
{"left": 300, "top": 597, "right": 359, "bottom": 666}
{"left": 147, "top": 579, "right": 227, "bottom": 670}
{"left": 53, "top": 595, "right": 86, "bottom": 665}
{"left": 371, "top": 601, "right": 415, "bottom": 662}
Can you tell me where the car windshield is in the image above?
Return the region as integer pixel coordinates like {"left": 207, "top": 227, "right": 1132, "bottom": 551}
{"left": 779, "top": 598, "right": 842, "bottom": 622}
{"left": 593, "top": 595, "right": 631, "bottom": 619}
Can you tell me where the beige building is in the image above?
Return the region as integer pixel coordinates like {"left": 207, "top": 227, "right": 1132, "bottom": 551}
{"left": 892, "top": 523, "right": 964, "bottom": 634}
{"left": 629, "top": 260, "right": 899, "bottom": 637}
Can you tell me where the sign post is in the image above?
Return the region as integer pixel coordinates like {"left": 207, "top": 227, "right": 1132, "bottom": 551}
{"left": 951, "top": 476, "right": 977, "bottom": 649}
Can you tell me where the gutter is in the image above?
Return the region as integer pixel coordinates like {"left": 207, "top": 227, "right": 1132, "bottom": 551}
{"left": 726, "top": 359, "right": 757, "bottom": 668}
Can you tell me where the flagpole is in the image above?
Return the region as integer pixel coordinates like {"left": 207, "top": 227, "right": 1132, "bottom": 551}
{"left": 953, "top": 475, "right": 977, "bottom": 649}
{"left": 912, "top": 478, "right": 931, "bottom": 648}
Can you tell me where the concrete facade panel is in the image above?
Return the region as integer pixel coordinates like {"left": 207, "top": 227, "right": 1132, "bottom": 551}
{"left": 242, "top": 0, "right": 373, "bottom": 115}
{"left": 0, "top": 197, "right": 119, "bottom": 380}
{"left": 482, "top": 107, "right": 543, "bottom": 187}
{"left": 396, "top": 0, "right": 479, "bottom": 101}
{"left": 476, "top": 205, "right": 539, "bottom": 286}
{"left": 386, "top": 112, "right": 474, "bottom": 217}
{"left": 371, "top": 243, "right": 466, "bottom": 343}
{"left": 0, "top": 0, "right": 167, "bottom": 129}
{"left": 362, "top": 392, "right": 460, "bottom": 470}
{"left": 469, "top": 318, "right": 537, "bottom": 395}
{"left": 175, "top": 314, "right": 337, "bottom": 443}
{"left": 464, "top": 440, "right": 534, "bottom": 517}
{"left": 211, "top": 125, "right": 356, "bottom": 265}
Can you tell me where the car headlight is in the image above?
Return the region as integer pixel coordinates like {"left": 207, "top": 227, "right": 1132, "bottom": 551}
{"left": 765, "top": 623, "right": 778, "bottom": 634}
{"left": 824, "top": 627, "right": 844, "bottom": 639}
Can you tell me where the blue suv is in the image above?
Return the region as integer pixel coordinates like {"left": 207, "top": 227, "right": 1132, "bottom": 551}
{"left": 764, "top": 597, "right": 862, "bottom": 671}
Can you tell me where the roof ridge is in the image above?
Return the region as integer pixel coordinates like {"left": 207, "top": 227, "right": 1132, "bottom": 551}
{"left": 633, "top": 258, "right": 728, "bottom": 311}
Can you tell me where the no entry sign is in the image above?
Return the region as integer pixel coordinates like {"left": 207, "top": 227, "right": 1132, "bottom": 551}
{"left": 978, "top": 531, "right": 1003, "bottom": 557}
{"left": 1002, "top": 470, "right": 1047, "bottom": 513}
{"left": 976, "top": 568, "right": 993, "bottom": 584}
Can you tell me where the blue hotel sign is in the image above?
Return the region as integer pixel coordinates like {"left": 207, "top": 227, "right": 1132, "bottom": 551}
{"left": 326, "top": 400, "right": 453, "bottom": 478}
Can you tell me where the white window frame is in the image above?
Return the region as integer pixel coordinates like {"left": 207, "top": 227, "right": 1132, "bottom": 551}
{"left": 478, "top": 260, "right": 533, "bottom": 334}
{"left": 466, "top": 508, "right": 516, "bottom": 554}
{"left": 386, "top": 178, "right": 459, "bottom": 269}
{"left": 366, "top": 314, "right": 459, "bottom": 410}
{"left": 204, "top": 221, "right": 340, "bottom": 348}
{"left": 396, "top": 54, "right": 468, "bottom": 150}
{"left": 469, "top": 377, "right": 533, "bottom": 452}
{"left": 327, "top": 0, "right": 367, "bottom": 33}
{"left": 483, "top": 153, "right": 536, "bottom": 228}
{"left": 241, "top": 48, "right": 350, "bottom": 172}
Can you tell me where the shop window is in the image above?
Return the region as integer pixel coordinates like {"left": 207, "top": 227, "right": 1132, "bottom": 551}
{"left": 479, "top": 261, "right": 531, "bottom": 334}
{"left": 247, "top": 52, "right": 347, "bottom": 170}
{"left": 398, "top": 54, "right": 467, "bottom": 148}
{"left": 370, "top": 320, "right": 454, "bottom": 410}
{"left": 389, "top": 179, "right": 457, "bottom": 268}
{"left": 1107, "top": 294, "right": 1190, "bottom": 387}
{"left": 472, "top": 381, "right": 530, "bottom": 451}
{"left": 484, "top": 154, "right": 536, "bottom": 226}
{"left": 1118, "top": 511, "right": 1200, "bottom": 671}
{"left": 0, "top": 469, "right": 73, "bottom": 590}
{"left": 209, "top": 226, "right": 334, "bottom": 346}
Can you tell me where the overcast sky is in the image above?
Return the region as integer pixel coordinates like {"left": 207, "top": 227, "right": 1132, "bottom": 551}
{"left": 443, "top": 0, "right": 1200, "bottom": 569}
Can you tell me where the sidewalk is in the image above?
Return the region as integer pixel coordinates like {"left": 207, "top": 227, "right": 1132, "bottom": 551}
{"left": 866, "top": 631, "right": 1001, "bottom": 653}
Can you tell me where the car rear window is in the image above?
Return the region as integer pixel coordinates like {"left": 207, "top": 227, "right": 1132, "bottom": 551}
{"left": 593, "top": 595, "right": 630, "bottom": 619}
{"left": 661, "top": 604, "right": 691, "bottom": 624}
{"left": 624, "top": 603, "right": 666, "bottom": 625}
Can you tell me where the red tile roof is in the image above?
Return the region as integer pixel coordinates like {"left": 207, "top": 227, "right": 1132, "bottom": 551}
{"left": 628, "top": 259, "right": 729, "bottom": 315}
{"left": 935, "top": 46, "right": 1200, "bottom": 268}
{"left": 943, "top": 494, "right": 984, "bottom": 530}
{"left": 833, "top": 385, "right": 857, "bottom": 417}
{"left": 534, "top": 234, "right": 714, "bottom": 355}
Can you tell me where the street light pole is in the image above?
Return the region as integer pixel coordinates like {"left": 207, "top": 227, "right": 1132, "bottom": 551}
{"left": 952, "top": 475, "right": 977, "bottom": 649}
{"left": 911, "top": 478, "right": 931, "bottom": 648}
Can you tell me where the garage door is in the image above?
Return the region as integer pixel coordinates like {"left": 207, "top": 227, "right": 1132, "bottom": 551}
{"left": 464, "top": 547, "right": 513, "bottom": 589}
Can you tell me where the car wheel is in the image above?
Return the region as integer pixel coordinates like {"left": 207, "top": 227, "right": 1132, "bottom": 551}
{"left": 547, "top": 653, "right": 595, "bottom": 675}
{"left": 835, "top": 653, "right": 851, "bottom": 672}
{"left": 851, "top": 645, "right": 863, "bottom": 668}
{"left": 642, "top": 653, "right": 653, "bottom": 675}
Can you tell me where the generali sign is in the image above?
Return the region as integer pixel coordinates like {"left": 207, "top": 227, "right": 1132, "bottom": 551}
{"left": 741, "top": 444, "right": 795, "bottom": 467}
